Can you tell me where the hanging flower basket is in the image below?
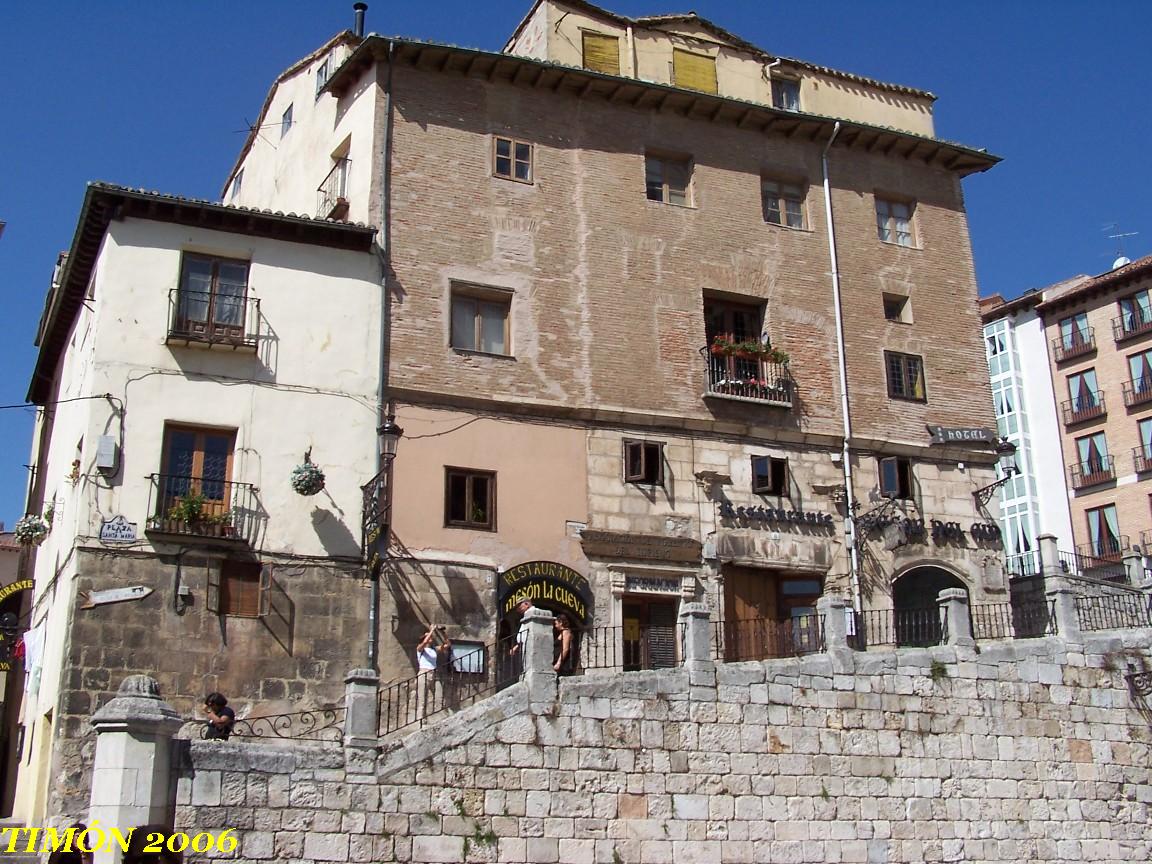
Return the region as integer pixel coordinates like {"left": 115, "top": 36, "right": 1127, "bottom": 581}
{"left": 14, "top": 515, "right": 49, "bottom": 547}
{"left": 291, "top": 450, "right": 326, "bottom": 497}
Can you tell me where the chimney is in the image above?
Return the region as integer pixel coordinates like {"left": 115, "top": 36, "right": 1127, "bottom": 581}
{"left": 353, "top": 3, "right": 367, "bottom": 37}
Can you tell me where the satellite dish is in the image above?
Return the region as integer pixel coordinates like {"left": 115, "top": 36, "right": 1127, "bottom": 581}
{"left": 1113, "top": 255, "right": 1132, "bottom": 269}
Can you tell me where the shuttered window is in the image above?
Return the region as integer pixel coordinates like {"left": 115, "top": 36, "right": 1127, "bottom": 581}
{"left": 582, "top": 32, "right": 620, "bottom": 75}
{"left": 646, "top": 603, "right": 679, "bottom": 669}
{"left": 672, "top": 49, "right": 717, "bottom": 94}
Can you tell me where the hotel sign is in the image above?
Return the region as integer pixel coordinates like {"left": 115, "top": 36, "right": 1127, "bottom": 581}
{"left": 927, "top": 426, "right": 997, "bottom": 446}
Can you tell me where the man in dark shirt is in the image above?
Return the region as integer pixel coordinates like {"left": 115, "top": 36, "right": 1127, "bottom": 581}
{"left": 203, "top": 692, "right": 236, "bottom": 740}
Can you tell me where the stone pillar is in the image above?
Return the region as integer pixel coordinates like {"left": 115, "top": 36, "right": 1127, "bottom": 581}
{"left": 1037, "top": 534, "right": 1062, "bottom": 581}
{"left": 938, "top": 588, "right": 974, "bottom": 648}
{"left": 88, "top": 676, "right": 183, "bottom": 864}
{"left": 521, "top": 607, "right": 557, "bottom": 709}
{"left": 1123, "top": 549, "right": 1144, "bottom": 586}
{"left": 343, "top": 668, "right": 380, "bottom": 749}
{"left": 678, "top": 602, "right": 715, "bottom": 691}
{"left": 1046, "top": 576, "right": 1082, "bottom": 646}
{"left": 817, "top": 594, "right": 850, "bottom": 651}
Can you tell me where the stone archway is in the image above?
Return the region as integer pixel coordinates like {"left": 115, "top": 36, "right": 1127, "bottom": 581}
{"left": 892, "top": 565, "right": 968, "bottom": 647}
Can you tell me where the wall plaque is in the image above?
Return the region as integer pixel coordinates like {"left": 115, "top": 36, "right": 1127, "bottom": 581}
{"left": 927, "top": 425, "right": 997, "bottom": 446}
{"left": 99, "top": 515, "right": 138, "bottom": 543}
{"left": 579, "top": 529, "right": 702, "bottom": 563}
{"left": 623, "top": 576, "right": 682, "bottom": 595}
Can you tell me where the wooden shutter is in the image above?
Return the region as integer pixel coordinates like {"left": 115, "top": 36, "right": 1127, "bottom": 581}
{"left": 582, "top": 32, "right": 620, "bottom": 75}
{"left": 647, "top": 602, "right": 679, "bottom": 668}
{"left": 221, "top": 560, "right": 262, "bottom": 617}
{"left": 673, "top": 49, "right": 717, "bottom": 94}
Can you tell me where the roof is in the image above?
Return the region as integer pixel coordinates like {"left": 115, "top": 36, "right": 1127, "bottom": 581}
{"left": 27, "top": 183, "right": 378, "bottom": 405}
{"left": 326, "top": 36, "right": 997, "bottom": 177}
{"left": 979, "top": 276, "right": 1092, "bottom": 323}
{"left": 503, "top": 0, "right": 936, "bottom": 101}
{"left": 1035, "top": 255, "right": 1152, "bottom": 316}
{"left": 222, "top": 30, "right": 361, "bottom": 197}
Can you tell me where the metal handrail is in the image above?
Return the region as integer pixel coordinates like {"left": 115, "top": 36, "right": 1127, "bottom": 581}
{"left": 1051, "top": 328, "right": 1095, "bottom": 363}
{"left": 167, "top": 288, "right": 260, "bottom": 350}
{"left": 145, "top": 473, "right": 259, "bottom": 543}
{"left": 699, "top": 346, "right": 794, "bottom": 407}
{"left": 1112, "top": 306, "right": 1152, "bottom": 342}
{"left": 1060, "top": 392, "right": 1106, "bottom": 425}
{"left": 711, "top": 615, "right": 825, "bottom": 661}
{"left": 848, "top": 607, "right": 945, "bottom": 650}
{"left": 1068, "top": 456, "right": 1115, "bottom": 489}
{"left": 317, "top": 158, "right": 351, "bottom": 218}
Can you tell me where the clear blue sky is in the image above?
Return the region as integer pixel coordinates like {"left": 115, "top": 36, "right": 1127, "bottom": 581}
{"left": 1, "top": 1, "right": 1150, "bottom": 527}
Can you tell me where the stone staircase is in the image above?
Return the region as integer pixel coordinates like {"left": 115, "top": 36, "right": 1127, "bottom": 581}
{"left": 0, "top": 817, "right": 46, "bottom": 862}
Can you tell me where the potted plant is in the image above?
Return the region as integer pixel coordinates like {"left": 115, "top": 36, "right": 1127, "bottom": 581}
{"left": 291, "top": 449, "right": 326, "bottom": 497}
{"left": 710, "top": 334, "right": 789, "bottom": 365}
{"left": 14, "top": 514, "right": 49, "bottom": 547}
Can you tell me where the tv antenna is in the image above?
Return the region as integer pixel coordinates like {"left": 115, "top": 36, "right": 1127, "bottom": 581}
{"left": 1104, "top": 223, "right": 1138, "bottom": 269}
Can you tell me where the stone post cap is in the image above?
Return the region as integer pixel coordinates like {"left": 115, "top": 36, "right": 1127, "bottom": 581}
{"left": 1036, "top": 533, "right": 1057, "bottom": 541}
{"left": 678, "top": 602, "right": 710, "bottom": 620}
{"left": 1044, "top": 576, "right": 1073, "bottom": 594}
{"left": 521, "top": 607, "right": 555, "bottom": 624}
{"left": 1122, "top": 548, "right": 1143, "bottom": 560}
{"left": 817, "top": 594, "right": 850, "bottom": 611}
{"left": 937, "top": 588, "right": 969, "bottom": 603}
{"left": 91, "top": 675, "right": 182, "bottom": 733}
{"left": 345, "top": 668, "right": 380, "bottom": 685}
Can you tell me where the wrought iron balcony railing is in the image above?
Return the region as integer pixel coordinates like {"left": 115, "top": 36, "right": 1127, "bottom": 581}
{"left": 145, "top": 473, "right": 259, "bottom": 544}
{"left": 1112, "top": 307, "right": 1152, "bottom": 342}
{"left": 317, "top": 158, "right": 351, "bottom": 220}
{"left": 1061, "top": 392, "right": 1106, "bottom": 426}
{"left": 1069, "top": 457, "right": 1115, "bottom": 490}
{"left": 1134, "top": 445, "right": 1152, "bottom": 474}
{"left": 167, "top": 289, "right": 260, "bottom": 351}
{"left": 1051, "top": 328, "right": 1095, "bottom": 363}
{"left": 1123, "top": 377, "right": 1152, "bottom": 408}
{"left": 700, "top": 347, "right": 794, "bottom": 408}
{"left": 1072, "top": 536, "right": 1130, "bottom": 566}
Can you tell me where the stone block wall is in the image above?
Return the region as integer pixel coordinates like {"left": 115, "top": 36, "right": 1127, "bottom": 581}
{"left": 174, "top": 629, "right": 1152, "bottom": 863}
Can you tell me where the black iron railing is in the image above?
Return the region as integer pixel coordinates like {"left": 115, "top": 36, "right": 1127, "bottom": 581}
{"left": 848, "top": 607, "right": 945, "bottom": 650}
{"left": 700, "top": 347, "right": 794, "bottom": 408}
{"left": 581, "top": 623, "right": 682, "bottom": 672}
{"left": 1112, "top": 306, "right": 1152, "bottom": 342}
{"left": 317, "top": 158, "right": 351, "bottom": 219}
{"left": 1059, "top": 545, "right": 1128, "bottom": 583}
{"left": 712, "top": 615, "right": 824, "bottom": 662}
{"left": 167, "top": 289, "right": 260, "bottom": 351}
{"left": 1004, "top": 550, "right": 1042, "bottom": 578}
{"left": 971, "top": 600, "right": 1056, "bottom": 640}
{"left": 1135, "top": 446, "right": 1152, "bottom": 475}
{"left": 1076, "top": 594, "right": 1152, "bottom": 632}
{"left": 198, "top": 707, "right": 346, "bottom": 743}
{"left": 1123, "top": 377, "right": 1152, "bottom": 408}
{"left": 1069, "top": 457, "right": 1115, "bottom": 489}
{"left": 1051, "top": 328, "right": 1095, "bottom": 363}
{"left": 146, "top": 474, "right": 258, "bottom": 543}
{"left": 378, "top": 639, "right": 510, "bottom": 738}
{"left": 1061, "top": 393, "right": 1106, "bottom": 426}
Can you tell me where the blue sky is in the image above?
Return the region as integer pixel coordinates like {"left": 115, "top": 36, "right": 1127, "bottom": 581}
{"left": 1, "top": 0, "right": 1150, "bottom": 526}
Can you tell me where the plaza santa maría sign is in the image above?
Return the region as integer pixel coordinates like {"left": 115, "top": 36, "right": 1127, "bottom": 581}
{"left": 497, "top": 561, "right": 592, "bottom": 626}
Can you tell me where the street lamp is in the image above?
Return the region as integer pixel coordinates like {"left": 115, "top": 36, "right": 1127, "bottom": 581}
{"left": 972, "top": 438, "right": 1020, "bottom": 508}
{"left": 364, "top": 410, "right": 403, "bottom": 670}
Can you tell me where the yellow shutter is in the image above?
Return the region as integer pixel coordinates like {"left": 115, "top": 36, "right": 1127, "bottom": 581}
{"left": 582, "top": 32, "right": 620, "bottom": 75}
{"left": 673, "top": 49, "right": 717, "bottom": 94}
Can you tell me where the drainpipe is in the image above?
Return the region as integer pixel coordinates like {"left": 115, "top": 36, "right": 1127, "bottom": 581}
{"left": 367, "top": 40, "right": 396, "bottom": 671}
{"left": 626, "top": 25, "right": 637, "bottom": 78}
{"left": 821, "top": 121, "right": 861, "bottom": 613}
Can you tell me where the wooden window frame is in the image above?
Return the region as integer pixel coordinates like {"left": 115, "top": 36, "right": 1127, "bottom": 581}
{"left": 879, "top": 456, "right": 914, "bottom": 500}
{"left": 875, "top": 195, "right": 916, "bottom": 248}
{"left": 761, "top": 177, "right": 806, "bottom": 229}
{"left": 158, "top": 424, "right": 236, "bottom": 519}
{"left": 623, "top": 439, "right": 665, "bottom": 486}
{"left": 644, "top": 153, "right": 692, "bottom": 207}
{"left": 884, "top": 351, "right": 927, "bottom": 402}
{"left": 175, "top": 253, "right": 251, "bottom": 341}
{"left": 493, "top": 136, "right": 533, "bottom": 184}
{"left": 771, "top": 78, "right": 801, "bottom": 111}
{"left": 751, "top": 455, "right": 789, "bottom": 497}
{"left": 581, "top": 31, "right": 621, "bottom": 75}
{"left": 444, "top": 467, "right": 497, "bottom": 531}
{"left": 208, "top": 560, "right": 269, "bottom": 618}
{"left": 450, "top": 284, "right": 512, "bottom": 356}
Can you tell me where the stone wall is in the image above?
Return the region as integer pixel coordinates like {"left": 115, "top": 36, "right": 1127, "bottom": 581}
{"left": 173, "top": 623, "right": 1152, "bottom": 863}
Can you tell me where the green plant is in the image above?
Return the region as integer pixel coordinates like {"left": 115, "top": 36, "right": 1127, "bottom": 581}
{"left": 820, "top": 783, "right": 830, "bottom": 801}
{"left": 167, "top": 491, "right": 206, "bottom": 523}
{"left": 612, "top": 849, "right": 624, "bottom": 864}
{"left": 472, "top": 824, "right": 497, "bottom": 847}
{"left": 463, "top": 838, "right": 470, "bottom": 858}
{"left": 929, "top": 660, "right": 949, "bottom": 682}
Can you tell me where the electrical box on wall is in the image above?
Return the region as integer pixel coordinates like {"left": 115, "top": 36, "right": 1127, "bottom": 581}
{"left": 95, "top": 436, "right": 118, "bottom": 475}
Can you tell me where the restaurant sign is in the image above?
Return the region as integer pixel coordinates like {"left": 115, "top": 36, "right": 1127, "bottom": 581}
{"left": 0, "top": 578, "right": 33, "bottom": 672}
{"left": 497, "top": 561, "right": 593, "bottom": 625}
{"left": 719, "top": 500, "right": 835, "bottom": 528}
{"left": 927, "top": 426, "right": 997, "bottom": 446}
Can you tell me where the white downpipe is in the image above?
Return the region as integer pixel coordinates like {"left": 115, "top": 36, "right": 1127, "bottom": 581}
{"left": 821, "top": 121, "right": 862, "bottom": 613}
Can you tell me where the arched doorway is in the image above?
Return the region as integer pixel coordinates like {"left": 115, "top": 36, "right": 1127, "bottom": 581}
{"left": 892, "top": 565, "right": 968, "bottom": 647}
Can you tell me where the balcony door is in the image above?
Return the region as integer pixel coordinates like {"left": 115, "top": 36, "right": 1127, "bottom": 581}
{"left": 159, "top": 425, "right": 236, "bottom": 519}
{"left": 622, "top": 598, "right": 678, "bottom": 671}
{"left": 176, "top": 255, "right": 249, "bottom": 341}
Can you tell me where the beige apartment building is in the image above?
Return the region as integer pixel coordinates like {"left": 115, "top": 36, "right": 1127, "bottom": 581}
{"left": 226, "top": 0, "right": 1005, "bottom": 668}
{"left": 1035, "top": 255, "right": 1152, "bottom": 560}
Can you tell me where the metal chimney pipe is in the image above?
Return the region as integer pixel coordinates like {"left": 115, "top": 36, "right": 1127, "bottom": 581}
{"left": 353, "top": 3, "right": 367, "bottom": 37}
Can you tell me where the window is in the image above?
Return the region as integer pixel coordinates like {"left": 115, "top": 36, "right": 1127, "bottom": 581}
{"left": 1075, "top": 432, "right": 1109, "bottom": 475}
{"left": 315, "top": 59, "right": 330, "bottom": 97}
{"left": 1059, "top": 312, "right": 1090, "bottom": 349}
{"left": 1118, "top": 290, "right": 1152, "bottom": 336}
{"left": 624, "top": 440, "right": 664, "bottom": 485}
{"left": 1139, "top": 419, "right": 1152, "bottom": 468}
{"left": 761, "top": 178, "right": 805, "bottom": 229}
{"left": 875, "top": 197, "right": 914, "bottom": 247}
{"left": 751, "top": 456, "right": 788, "bottom": 496}
{"left": 229, "top": 169, "right": 243, "bottom": 201}
{"left": 1086, "top": 504, "right": 1122, "bottom": 558}
{"left": 672, "top": 49, "right": 717, "bottom": 94}
{"left": 885, "top": 351, "right": 926, "bottom": 401}
{"left": 1129, "top": 349, "right": 1152, "bottom": 395}
{"left": 215, "top": 560, "right": 266, "bottom": 618}
{"left": 445, "top": 468, "right": 496, "bottom": 530}
{"left": 704, "top": 298, "right": 762, "bottom": 344}
{"left": 157, "top": 424, "right": 236, "bottom": 521}
{"left": 281, "top": 104, "right": 294, "bottom": 138}
{"left": 450, "top": 285, "right": 511, "bottom": 355}
{"left": 582, "top": 32, "right": 620, "bottom": 75}
{"left": 645, "top": 154, "right": 691, "bottom": 206}
{"left": 175, "top": 254, "right": 250, "bottom": 342}
{"left": 771, "top": 78, "right": 800, "bottom": 111}
{"left": 494, "top": 136, "right": 532, "bottom": 183}
{"left": 882, "top": 293, "right": 911, "bottom": 324}
{"left": 450, "top": 641, "right": 487, "bottom": 674}
{"left": 1067, "top": 369, "right": 1100, "bottom": 411}
{"left": 879, "top": 456, "right": 913, "bottom": 500}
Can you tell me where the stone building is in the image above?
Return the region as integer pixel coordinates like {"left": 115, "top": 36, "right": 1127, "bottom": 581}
{"left": 226, "top": 0, "right": 1006, "bottom": 672}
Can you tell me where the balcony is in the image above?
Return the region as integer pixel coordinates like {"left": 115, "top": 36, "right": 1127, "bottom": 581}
{"left": 145, "top": 473, "right": 259, "bottom": 545}
{"left": 1061, "top": 392, "right": 1106, "bottom": 426}
{"left": 1051, "top": 328, "right": 1096, "bottom": 363}
{"left": 700, "top": 347, "right": 794, "bottom": 408}
{"left": 317, "top": 158, "right": 351, "bottom": 220}
{"left": 1142, "top": 529, "right": 1152, "bottom": 551}
{"left": 1069, "top": 457, "right": 1115, "bottom": 490}
{"left": 167, "top": 289, "right": 260, "bottom": 352}
{"left": 1123, "top": 377, "right": 1152, "bottom": 408}
{"left": 1112, "top": 307, "right": 1152, "bottom": 342}
{"left": 1134, "top": 444, "right": 1152, "bottom": 474}
{"left": 1074, "top": 535, "right": 1129, "bottom": 564}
